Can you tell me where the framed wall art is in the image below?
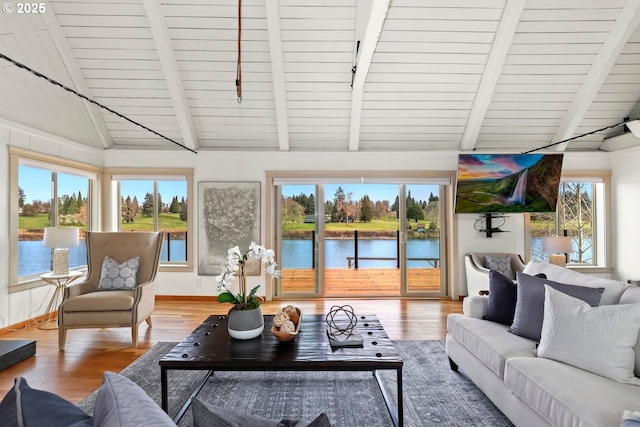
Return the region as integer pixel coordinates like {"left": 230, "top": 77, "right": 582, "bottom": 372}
{"left": 198, "top": 181, "right": 261, "bottom": 275}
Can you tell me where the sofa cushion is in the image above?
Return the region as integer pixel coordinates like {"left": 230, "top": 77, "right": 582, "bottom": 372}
{"left": 523, "top": 259, "right": 628, "bottom": 305}
{"left": 93, "top": 372, "right": 175, "bottom": 427}
{"left": 538, "top": 286, "right": 640, "bottom": 386}
{"left": 483, "top": 270, "right": 517, "bottom": 325}
{"left": 63, "top": 291, "right": 135, "bottom": 312}
{"left": 505, "top": 357, "right": 640, "bottom": 427}
{"left": 447, "top": 313, "right": 536, "bottom": 378}
{"left": 484, "top": 255, "right": 514, "bottom": 280}
{"left": 619, "top": 285, "right": 640, "bottom": 376}
{"left": 509, "top": 272, "right": 604, "bottom": 341}
{"left": 0, "top": 377, "right": 92, "bottom": 427}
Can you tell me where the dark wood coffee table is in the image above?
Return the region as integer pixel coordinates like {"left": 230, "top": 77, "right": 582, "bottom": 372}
{"left": 159, "top": 313, "right": 403, "bottom": 426}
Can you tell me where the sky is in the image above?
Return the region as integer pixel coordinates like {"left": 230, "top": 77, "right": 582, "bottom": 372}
{"left": 282, "top": 183, "right": 440, "bottom": 204}
{"left": 19, "top": 165, "right": 186, "bottom": 204}
{"left": 456, "top": 154, "right": 544, "bottom": 181}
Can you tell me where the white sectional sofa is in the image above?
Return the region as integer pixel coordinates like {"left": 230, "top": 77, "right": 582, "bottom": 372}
{"left": 446, "top": 260, "right": 640, "bottom": 427}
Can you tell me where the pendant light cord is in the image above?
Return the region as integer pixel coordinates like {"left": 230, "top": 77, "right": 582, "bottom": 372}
{"left": 236, "top": 0, "right": 242, "bottom": 103}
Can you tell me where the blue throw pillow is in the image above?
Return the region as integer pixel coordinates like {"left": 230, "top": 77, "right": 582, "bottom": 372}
{"left": 483, "top": 270, "right": 517, "bottom": 325}
{"left": 509, "top": 272, "right": 605, "bottom": 341}
{"left": 0, "top": 377, "right": 92, "bottom": 427}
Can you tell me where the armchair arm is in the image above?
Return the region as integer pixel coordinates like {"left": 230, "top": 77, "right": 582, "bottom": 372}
{"left": 462, "top": 295, "right": 489, "bottom": 319}
{"left": 133, "top": 280, "right": 157, "bottom": 323}
{"left": 62, "top": 280, "right": 95, "bottom": 300}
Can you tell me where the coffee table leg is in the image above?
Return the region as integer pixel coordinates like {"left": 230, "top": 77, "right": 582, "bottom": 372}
{"left": 161, "top": 367, "right": 168, "bottom": 412}
{"left": 373, "top": 369, "right": 402, "bottom": 427}
{"left": 397, "top": 367, "right": 403, "bottom": 427}
{"left": 172, "top": 370, "right": 214, "bottom": 425}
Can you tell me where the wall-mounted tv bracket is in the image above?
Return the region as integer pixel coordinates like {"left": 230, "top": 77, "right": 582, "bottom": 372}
{"left": 479, "top": 213, "right": 508, "bottom": 238}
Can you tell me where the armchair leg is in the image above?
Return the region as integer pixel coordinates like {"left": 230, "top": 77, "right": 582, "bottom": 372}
{"left": 145, "top": 316, "right": 152, "bottom": 327}
{"left": 58, "top": 328, "right": 67, "bottom": 351}
{"left": 131, "top": 326, "right": 138, "bottom": 348}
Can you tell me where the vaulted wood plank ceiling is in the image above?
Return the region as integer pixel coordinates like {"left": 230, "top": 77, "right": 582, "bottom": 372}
{"left": 0, "top": 0, "right": 639, "bottom": 153}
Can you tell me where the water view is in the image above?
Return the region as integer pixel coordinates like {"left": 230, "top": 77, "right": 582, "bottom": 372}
{"left": 18, "top": 240, "right": 187, "bottom": 277}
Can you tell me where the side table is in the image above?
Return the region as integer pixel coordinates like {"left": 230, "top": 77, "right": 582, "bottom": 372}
{"left": 38, "top": 271, "right": 83, "bottom": 330}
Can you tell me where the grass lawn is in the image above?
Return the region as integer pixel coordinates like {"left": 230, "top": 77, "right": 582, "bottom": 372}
{"left": 284, "top": 218, "right": 400, "bottom": 232}
{"left": 20, "top": 213, "right": 187, "bottom": 231}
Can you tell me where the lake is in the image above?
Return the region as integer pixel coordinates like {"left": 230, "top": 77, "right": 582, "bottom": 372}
{"left": 18, "top": 240, "right": 187, "bottom": 277}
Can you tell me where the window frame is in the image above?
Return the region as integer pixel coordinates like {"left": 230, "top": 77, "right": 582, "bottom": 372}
{"left": 9, "top": 147, "right": 100, "bottom": 292}
{"left": 525, "top": 170, "right": 612, "bottom": 272}
{"left": 105, "top": 168, "right": 194, "bottom": 272}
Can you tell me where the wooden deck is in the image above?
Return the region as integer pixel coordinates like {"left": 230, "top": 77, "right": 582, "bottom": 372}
{"left": 280, "top": 267, "right": 442, "bottom": 296}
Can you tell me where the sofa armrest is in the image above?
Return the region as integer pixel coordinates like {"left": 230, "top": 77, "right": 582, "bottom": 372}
{"left": 462, "top": 295, "right": 489, "bottom": 319}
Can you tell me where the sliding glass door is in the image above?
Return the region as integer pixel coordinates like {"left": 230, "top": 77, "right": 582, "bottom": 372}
{"left": 273, "top": 176, "right": 449, "bottom": 298}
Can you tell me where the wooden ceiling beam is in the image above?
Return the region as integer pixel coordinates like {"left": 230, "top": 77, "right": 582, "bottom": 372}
{"left": 459, "top": 0, "right": 525, "bottom": 152}
{"left": 265, "top": 0, "right": 290, "bottom": 151}
{"left": 552, "top": 0, "right": 640, "bottom": 152}
{"left": 349, "top": 0, "right": 390, "bottom": 152}
{"left": 142, "top": 0, "right": 199, "bottom": 152}
{"left": 41, "top": 0, "right": 114, "bottom": 150}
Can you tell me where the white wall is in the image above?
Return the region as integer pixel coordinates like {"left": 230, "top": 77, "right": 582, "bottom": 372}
{"left": 611, "top": 146, "right": 640, "bottom": 283}
{"left": 0, "top": 126, "right": 618, "bottom": 327}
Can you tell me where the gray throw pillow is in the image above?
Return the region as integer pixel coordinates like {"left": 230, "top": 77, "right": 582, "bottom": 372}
{"left": 484, "top": 255, "right": 514, "bottom": 280}
{"left": 509, "top": 272, "right": 605, "bottom": 341}
{"left": 93, "top": 372, "right": 175, "bottom": 427}
{"left": 97, "top": 256, "right": 140, "bottom": 291}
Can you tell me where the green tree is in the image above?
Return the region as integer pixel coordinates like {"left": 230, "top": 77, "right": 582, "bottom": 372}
{"left": 157, "top": 193, "right": 163, "bottom": 214}
{"left": 407, "top": 204, "right": 424, "bottom": 222}
{"left": 179, "top": 197, "right": 188, "bottom": 222}
{"left": 282, "top": 197, "right": 305, "bottom": 228}
{"left": 359, "top": 195, "right": 374, "bottom": 222}
{"left": 331, "top": 187, "right": 346, "bottom": 222}
{"left": 18, "top": 186, "right": 25, "bottom": 208}
{"left": 142, "top": 193, "right": 154, "bottom": 217}
{"left": 169, "top": 196, "right": 181, "bottom": 213}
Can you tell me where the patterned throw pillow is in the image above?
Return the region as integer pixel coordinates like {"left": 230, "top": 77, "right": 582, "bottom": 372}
{"left": 484, "top": 255, "right": 514, "bottom": 280}
{"left": 97, "top": 256, "right": 140, "bottom": 291}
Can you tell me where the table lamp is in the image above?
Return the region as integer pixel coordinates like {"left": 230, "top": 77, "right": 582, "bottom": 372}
{"left": 542, "top": 236, "right": 573, "bottom": 267}
{"left": 43, "top": 227, "right": 79, "bottom": 275}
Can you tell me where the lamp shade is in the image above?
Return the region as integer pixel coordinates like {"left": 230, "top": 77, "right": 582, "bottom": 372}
{"left": 542, "top": 236, "right": 573, "bottom": 254}
{"left": 43, "top": 227, "right": 79, "bottom": 248}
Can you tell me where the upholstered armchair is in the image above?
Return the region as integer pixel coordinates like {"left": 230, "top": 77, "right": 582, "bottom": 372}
{"left": 58, "top": 232, "right": 163, "bottom": 350}
{"left": 464, "top": 252, "right": 526, "bottom": 297}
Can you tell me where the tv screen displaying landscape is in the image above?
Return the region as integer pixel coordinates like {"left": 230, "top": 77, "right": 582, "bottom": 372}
{"left": 454, "top": 153, "right": 564, "bottom": 214}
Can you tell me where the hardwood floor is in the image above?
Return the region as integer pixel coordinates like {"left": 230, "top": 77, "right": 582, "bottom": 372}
{"left": 0, "top": 297, "right": 462, "bottom": 404}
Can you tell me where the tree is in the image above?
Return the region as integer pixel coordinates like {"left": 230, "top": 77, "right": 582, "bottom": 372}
{"left": 282, "top": 197, "right": 305, "bottom": 228}
{"left": 179, "top": 197, "right": 188, "bottom": 222}
{"left": 169, "top": 196, "right": 181, "bottom": 213}
{"left": 157, "top": 193, "right": 163, "bottom": 214}
{"left": 559, "top": 182, "right": 593, "bottom": 264}
{"left": 331, "top": 187, "right": 346, "bottom": 222}
{"left": 18, "top": 187, "right": 25, "bottom": 208}
{"left": 407, "top": 204, "right": 424, "bottom": 222}
{"left": 359, "top": 195, "right": 374, "bottom": 222}
{"left": 142, "top": 193, "right": 154, "bottom": 217}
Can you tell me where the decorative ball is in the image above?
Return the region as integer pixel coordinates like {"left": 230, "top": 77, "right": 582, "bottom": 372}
{"left": 288, "top": 311, "right": 300, "bottom": 326}
{"left": 283, "top": 305, "right": 297, "bottom": 316}
{"left": 273, "top": 311, "right": 290, "bottom": 327}
{"left": 280, "top": 320, "right": 295, "bottom": 333}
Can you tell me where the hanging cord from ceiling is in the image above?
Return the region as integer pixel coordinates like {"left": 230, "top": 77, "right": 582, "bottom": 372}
{"left": 0, "top": 52, "right": 197, "bottom": 154}
{"left": 236, "top": 0, "right": 242, "bottom": 103}
{"left": 521, "top": 119, "right": 639, "bottom": 154}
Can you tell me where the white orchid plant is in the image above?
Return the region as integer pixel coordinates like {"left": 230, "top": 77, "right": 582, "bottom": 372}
{"left": 215, "top": 242, "right": 282, "bottom": 310}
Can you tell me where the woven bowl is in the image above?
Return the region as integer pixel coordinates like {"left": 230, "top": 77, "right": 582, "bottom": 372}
{"left": 271, "top": 307, "right": 302, "bottom": 342}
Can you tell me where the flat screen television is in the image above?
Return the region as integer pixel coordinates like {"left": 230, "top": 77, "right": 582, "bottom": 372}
{"left": 454, "top": 153, "right": 564, "bottom": 214}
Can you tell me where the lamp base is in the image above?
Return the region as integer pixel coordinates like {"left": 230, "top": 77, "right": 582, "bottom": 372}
{"left": 52, "top": 248, "right": 70, "bottom": 275}
{"left": 548, "top": 253, "right": 566, "bottom": 267}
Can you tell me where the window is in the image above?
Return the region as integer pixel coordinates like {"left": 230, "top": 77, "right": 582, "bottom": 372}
{"left": 529, "top": 173, "right": 609, "bottom": 268}
{"left": 11, "top": 149, "right": 98, "bottom": 287}
{"left": 111, "top": 171, "right": 193, "bottom": 267}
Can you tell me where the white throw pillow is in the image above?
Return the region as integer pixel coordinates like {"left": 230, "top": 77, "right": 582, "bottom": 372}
{"left": 537, "top": 286, "right": 640, "bottom": 386}
{"left": 523, "top": 259, "right": 628, "bottom": 305}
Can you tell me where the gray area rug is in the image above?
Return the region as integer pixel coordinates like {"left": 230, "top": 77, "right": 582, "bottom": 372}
{"left": 78, "top": 340, "right": 513, "bottom": 427}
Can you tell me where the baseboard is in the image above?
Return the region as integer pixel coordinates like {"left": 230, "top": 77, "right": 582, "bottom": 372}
{"left": 0, "top": 314, "right": 50, "bottom": 336}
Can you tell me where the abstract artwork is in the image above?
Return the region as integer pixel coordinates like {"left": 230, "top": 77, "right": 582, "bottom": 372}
{"left": 198, "top": 181, "right": 260, "bottom": 275}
